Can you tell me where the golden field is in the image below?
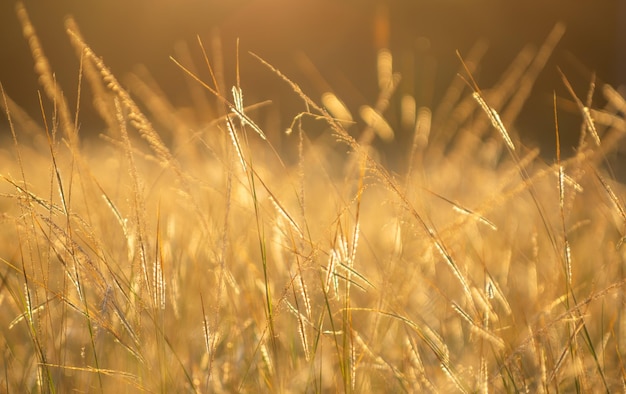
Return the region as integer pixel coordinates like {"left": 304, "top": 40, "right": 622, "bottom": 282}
{"left": 1, "top": 3, "right": 625, "bottom": 392}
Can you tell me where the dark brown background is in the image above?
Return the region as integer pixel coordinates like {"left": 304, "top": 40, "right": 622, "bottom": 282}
{"left": 0, "top": 0, "right": 624, "bottom": 154}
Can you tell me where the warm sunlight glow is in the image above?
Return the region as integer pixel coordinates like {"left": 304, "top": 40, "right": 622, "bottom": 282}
{"left": 1, "top": 2, "right": 625, "bottom": 392}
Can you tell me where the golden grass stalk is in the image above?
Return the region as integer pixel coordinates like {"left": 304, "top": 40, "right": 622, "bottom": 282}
{"left": 15, "top": 3, "right": 77, "bottom": 148}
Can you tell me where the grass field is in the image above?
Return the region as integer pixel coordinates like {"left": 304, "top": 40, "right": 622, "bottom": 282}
{"left": 1, "top": 4, "right": 626, "bottom": 393}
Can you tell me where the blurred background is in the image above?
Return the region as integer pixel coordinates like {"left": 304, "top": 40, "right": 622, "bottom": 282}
{"left": 0, "top": 0, "right": 623, "bottom": 156}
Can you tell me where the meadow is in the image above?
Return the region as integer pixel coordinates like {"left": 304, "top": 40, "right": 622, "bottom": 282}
{"left": 1, "top": 4, "right": 625, "bottom": 393}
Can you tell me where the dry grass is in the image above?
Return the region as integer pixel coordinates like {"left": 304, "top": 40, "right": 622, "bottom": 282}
{"left": 1, "top": 4, "right": 626, "bottom": 393}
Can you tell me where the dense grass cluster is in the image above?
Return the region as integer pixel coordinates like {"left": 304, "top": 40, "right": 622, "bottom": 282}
{"left": 1, "top": 4, "right": 625, "bottom": 392}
